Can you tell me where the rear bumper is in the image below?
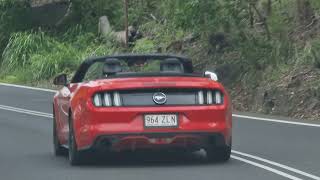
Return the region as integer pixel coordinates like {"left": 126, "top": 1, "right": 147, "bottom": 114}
{"left": 73, "top": 105, "right": 232, "bottom": 150}
{"left": 82, "top": 132, "right": 228, "bottom": 152}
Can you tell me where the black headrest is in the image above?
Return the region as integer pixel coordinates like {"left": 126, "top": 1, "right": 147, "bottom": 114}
{"left": 103, "top": 59, "right": 122, "bottom": 75}
{"left": 160, "top": 58, "right": 184, "bottom": 73}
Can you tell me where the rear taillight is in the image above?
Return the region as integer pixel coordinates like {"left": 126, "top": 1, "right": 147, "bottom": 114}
{"left": 92, "top": 93, "right": 113, "bottom": 107}
{"left": 204, "top": 90, "right": 224, "bottom": 105}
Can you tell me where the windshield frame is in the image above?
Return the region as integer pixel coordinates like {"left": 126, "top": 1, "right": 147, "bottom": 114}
{"left": 71, "top": 54, "right": 195, "bottom": 83}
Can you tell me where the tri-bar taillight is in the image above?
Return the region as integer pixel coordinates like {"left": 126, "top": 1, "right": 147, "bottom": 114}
{"left": 197, "top": 90, "right": 223, "bottom": 105}
{"left": 93, "top": 92, "right": 121, "bottom": 107}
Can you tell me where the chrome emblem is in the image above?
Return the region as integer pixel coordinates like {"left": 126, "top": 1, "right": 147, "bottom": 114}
{"left": 153, "top": 92, "right": 167, "bottom": 105}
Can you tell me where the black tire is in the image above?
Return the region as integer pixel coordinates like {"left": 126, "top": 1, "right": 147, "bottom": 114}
{"left": 68, "top": 115, "right": 85, "bottom": 166}
{"left": 53, "top": 110, "right": 67, "bottom": 156}
{"left": 206, "top": 146, "right": 231, "bottom": 162}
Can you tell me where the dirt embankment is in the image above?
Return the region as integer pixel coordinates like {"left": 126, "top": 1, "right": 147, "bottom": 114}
{"left": 230, "top": 66, "right": 320, "bottom": 121}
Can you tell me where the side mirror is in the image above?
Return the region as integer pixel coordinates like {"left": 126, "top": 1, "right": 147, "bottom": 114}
{"left": 53, "top": 74, "right": 68, "bottom": 86}
{"left": 204, "top": 71, "right": 218, "bottom": 81}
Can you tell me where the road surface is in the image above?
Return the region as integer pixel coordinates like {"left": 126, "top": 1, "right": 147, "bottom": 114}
{"left": 0, "top": 83, "right": 319, "bottom": 180}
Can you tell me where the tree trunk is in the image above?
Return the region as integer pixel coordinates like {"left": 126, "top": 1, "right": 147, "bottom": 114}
{"left": 251, "top": 3, "right": 271, "bottom": 40}
{"left": 296, "top": 0, "right": 314, "bottom": 25}
{"left": 266, "top": 0, "right": 272, "bottom": 16}
{"left": 124, "top": 0, "right": 129, "bottom": 48}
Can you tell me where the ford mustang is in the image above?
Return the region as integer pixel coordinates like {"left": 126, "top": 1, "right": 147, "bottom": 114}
{"left": 53, "top": 54, "right": 232, "bottom": 165}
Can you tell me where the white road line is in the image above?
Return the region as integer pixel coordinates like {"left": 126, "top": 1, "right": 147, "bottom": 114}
{"left": 0, "top": 105, "right": 51, "bottom": 116}
{"left": 0, "top": 105, "right": 53, "bottom": 118}
{"left": 233, "top": 114, "right": 320, "bottom": 128}
{"left": 0, "top": 83, "right": 57, "bottom": 93}
{"left": 232, "top": 150, "right": 320, "bottom": 180}
{"left": 231, "top": 155, "right": 303, "bottom": 180}
{"left": 1, "top": 83, "right": 319, "bottom": 128}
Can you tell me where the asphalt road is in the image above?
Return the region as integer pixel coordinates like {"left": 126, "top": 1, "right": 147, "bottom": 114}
{"left": 0, "top": 83, "right": 319, "bottom": 180}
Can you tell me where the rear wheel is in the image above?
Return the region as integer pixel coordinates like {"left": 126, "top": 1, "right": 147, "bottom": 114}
{"left": 53, "top": 110, "right": 67, "bottom": 156}
{"left": 68, "top": 115, "right": 85, "bottom": 166}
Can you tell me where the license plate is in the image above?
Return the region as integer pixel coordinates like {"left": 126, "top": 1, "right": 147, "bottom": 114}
{"left": 144, "top": 114, "right": 178, "bottom": 128}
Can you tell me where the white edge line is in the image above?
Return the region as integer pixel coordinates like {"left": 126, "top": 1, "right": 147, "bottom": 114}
{"left": 0, "top": 83, "right": 57, "bottom": 93}
{"left": 232, "top": 114, "right": 320, "bottom": 127}
{"left": 231, "top": 155, "right": 303, "bottom": 180}
{"left": 232, "top": 150, "right": 320, "bottom": 180}
{"left": 0, "top": 105, "right": 52, "bottom": 116}
{"left": 1, "top": 83, "right": 320, "bottom": 128}
{"left": 0, "top": 105, "right": 53, "bottom": 118}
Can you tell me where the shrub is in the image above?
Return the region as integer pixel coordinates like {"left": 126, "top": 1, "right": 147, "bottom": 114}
{"left": 29, "top": 44, "right": 80, "bottom": 80}
{"left": 132, "top": 38, "right": 156, "bottom": 53}
{"left": 1, "top": 31, "right": 54, "bottom": 73}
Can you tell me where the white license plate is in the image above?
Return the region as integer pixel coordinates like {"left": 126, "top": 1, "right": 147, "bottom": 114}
{"left": 144, "top": 114, "right": 178, "bottom": 128}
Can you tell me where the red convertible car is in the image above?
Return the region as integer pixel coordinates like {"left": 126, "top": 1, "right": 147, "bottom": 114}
{"left": 53, "top": 54, "right": 232, "bottom": 165}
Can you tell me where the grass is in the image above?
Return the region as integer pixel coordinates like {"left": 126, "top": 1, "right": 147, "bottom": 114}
{"left": 0, "top": 29, "right": 123, "bottom": 83}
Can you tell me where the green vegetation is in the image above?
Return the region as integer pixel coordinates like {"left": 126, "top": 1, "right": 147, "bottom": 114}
{"left": 0, "top": 0, "right": 320, "bottom": 119}
{"left": 1, "top": 29, "right": 122, "bottom": 82}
